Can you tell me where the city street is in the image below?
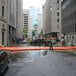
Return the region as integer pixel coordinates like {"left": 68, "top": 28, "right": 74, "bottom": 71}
{"left": 4, "top": 49, "right": 76, "bottom": 76}
{"left": 0, "top": 0, "right": 76, "bottom": 76}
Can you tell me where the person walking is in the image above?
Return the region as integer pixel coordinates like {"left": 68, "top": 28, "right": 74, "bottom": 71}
{"left": 49, "top": 40, "right": 53, "bottom": 51}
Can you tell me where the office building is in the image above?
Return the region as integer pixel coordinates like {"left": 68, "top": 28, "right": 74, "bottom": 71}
{"left": 61, "top": 0, "right": 76, "bottom": 44}
{"left": 23, "top": 9, "right": 32, "bottom": 39}
{"left": 0, "top": 0, "right": 23, "bottom": 46}
{"left": 37, "top": 14, "right": 42, "bottom": 34}
{"left": 43, "top": 0, "right": 61, "bottom": 39}
{"left": 16, "top": 0, "right": 23, "bottom": 38}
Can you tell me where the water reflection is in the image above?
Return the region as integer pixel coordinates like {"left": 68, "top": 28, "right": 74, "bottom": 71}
{"left": 10, "top": 51, "right": 29, "bottom": 62}
{"left": 9, "top": 43, "right": 48, "bottom": 62}
{"left": 10, "top": 50, "right": 48, "bottom": 62}
{"left": 30, "top": 50, "right": 48, "bottom": 58}
{"left": 30, "top": 51, "right": 41, "bottom": 58}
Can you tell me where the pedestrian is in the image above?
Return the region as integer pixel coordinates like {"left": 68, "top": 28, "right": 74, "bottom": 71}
{"left": 49, "top": 40, "right": 53, "bottom": 51}
{"left": 61, "top": 38, "right": 66, "bottom": 46}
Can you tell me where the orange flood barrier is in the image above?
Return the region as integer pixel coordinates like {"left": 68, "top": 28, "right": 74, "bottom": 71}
{"left": 0, "top": 46, "right": 76, "bottom": 52}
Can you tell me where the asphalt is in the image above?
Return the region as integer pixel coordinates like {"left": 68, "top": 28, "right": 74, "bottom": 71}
{"left": 4, "top": 51, "right": 76, "bottom": 76}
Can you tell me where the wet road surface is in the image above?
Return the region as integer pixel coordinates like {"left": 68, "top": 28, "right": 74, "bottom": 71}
{"left": 4, "top": 49, "right": 76, "bottom": 76}
{"left": 3, "top": 43, "right": 76, "bottom": 76}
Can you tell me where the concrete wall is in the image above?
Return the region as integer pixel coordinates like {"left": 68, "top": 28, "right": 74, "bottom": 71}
{"left": 0, "top": 0, "right": 8, "bottom": 46}
{"left": 16, "top": 0, "right": 23, "bottom": 38}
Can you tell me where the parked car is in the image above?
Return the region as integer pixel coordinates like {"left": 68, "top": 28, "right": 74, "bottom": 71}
{"left": 0, "top": 51, "right": 9, "bottom": 75}
{"left": 20, "top": 40, "right": 28, "bottom": 44}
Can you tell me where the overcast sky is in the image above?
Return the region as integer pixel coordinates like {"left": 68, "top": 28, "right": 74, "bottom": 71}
{"left": 23, "top": 0, "right": 46, "bottom": 9}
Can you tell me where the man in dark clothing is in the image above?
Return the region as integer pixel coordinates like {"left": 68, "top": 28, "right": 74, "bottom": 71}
{"left": 49, "top": 41, "right": 53, "bottom": 51}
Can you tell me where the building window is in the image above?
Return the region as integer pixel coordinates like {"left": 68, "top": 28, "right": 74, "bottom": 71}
{"left": 72, "top": 36, "right": 74, "bottom": 39}
{"left": 70, "top": 36, "right": 71, "bottom": 39}
{"left": 67, "top": 36, "right": 68, "bottom": 42}
{"left": 57, "top": 0, "right": 59, "bottom": 3}
{"left": 57, "top": 19, "right": 59, "bottom": 22}
{"left": 2, "top": 6, "right": 4, "bottom": 17}
{"left": 24, "top": 23, "right": 28, "bottom": 24}
{"left": 24, "top": 16, "right": 28, "bottom": 18}
{"left": 24, "top": 19, "right": 28, "bottom": 20}
{"left": 57, "top": 12, "right": 59, "bottom": 16}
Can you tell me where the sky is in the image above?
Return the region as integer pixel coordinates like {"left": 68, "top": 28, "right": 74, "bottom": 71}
{"left": 23, "top": 0, "right": 46, "bottom": 10}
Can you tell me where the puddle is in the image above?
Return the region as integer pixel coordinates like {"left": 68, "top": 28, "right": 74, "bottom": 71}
{"left": 10, "top": 51, "right": 29, "bottom": 62}
{"left": 9, "top": 50, "right": 48, "bottom": 62}
{"left": 30, "top": 50, "right": 48, "bottom": 58}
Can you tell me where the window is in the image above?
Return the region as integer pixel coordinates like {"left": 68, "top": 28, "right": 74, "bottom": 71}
{"left": 72, "top": 36, "right": 74, "bottom": 39}
{"left": 24, "top": 19, "right": 28, "bottom": 21}
{"left": 57, "top": 19, "right": 59, "bottom": 22}
{"left": 24, "top": 16, "right": 28, "bottom": 18}
{"left": 2, "top": 6, "right": 4, "bottom": 17}
{"left": 24, "top": 22, "right": 28, "bottom": 24}
{"left": 57, "top": 0, "right": 59, "bottom": 3}
{"left": 69, "top": 36, "right": 71, "bottom": 39}
{"left": 57, "top": 12, "right": 59, "bottom": 16}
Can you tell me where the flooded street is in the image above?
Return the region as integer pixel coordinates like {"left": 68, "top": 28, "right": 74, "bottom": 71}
{"left": 4, "top": 43, "right": 76, "bottom": 76}
{"left": 9, "top": 43, "right": 48, "bottom": 63}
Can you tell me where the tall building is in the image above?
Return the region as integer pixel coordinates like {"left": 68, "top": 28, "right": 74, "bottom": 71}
{"left": 0, "top": 0, "right": 23, "bottom": 46}
{"left": 61, "top": 0, "right": 76, "bottom": 44}
{"left": 30, "top": 7, "right": 40, "bottom": 26}
{"left": 30, "top": 7, "right": 41, "bottom": 39}
{"left": 23, "top": 9, "right": 32, "bottom": 39}
{"left": 29, "top": 18, "right": 32, "bottom": 39}
{"left": 43, "top": 0, "right": 61, "bottom": 39}
{"left": 37, "top": 14, "right": 42, "bottom": 34}
{"left": 7, "top": 0, "right": 23, "bottom": 45}
{"left": 7, "top": 0, "right": 17, "bottom": 45}
{"left": 16, "top": 0, "right": 23, "bottom": 38}
{"left": 0, "top": 0, "right": 8, "bottom": 46}
{"left": 42, "top": 5, "right": 46, "bottom": 34}
{"left": 33, "top": 24, "right": 38, "bottom": 39}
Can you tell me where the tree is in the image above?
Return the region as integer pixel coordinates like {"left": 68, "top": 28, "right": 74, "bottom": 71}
{"left": 32, "top": 30, "right": 36, "bottom": 37}
{"left": 23, "top": 27, "right": 28, "bottom": 38}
